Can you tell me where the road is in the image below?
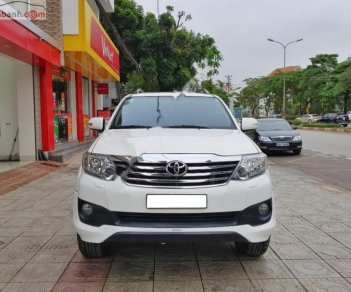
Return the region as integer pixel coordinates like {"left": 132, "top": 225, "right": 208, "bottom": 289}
{"left": 300, "top": 130, "right": 351, "bottom": 157}
{"left": 268, "top": 130, "right": 351, "bottom": 192}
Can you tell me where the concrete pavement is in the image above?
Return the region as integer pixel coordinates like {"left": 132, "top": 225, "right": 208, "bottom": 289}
{"left": 0, "top": 153, "right": 351, "bottom": 291}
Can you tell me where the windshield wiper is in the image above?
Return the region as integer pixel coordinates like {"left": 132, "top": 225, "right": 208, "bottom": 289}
{"left": 165, "top": 125, "right": 209, "bottom": 129}
{"left": 114, "top": 125, "right": 153, "bottom": 129}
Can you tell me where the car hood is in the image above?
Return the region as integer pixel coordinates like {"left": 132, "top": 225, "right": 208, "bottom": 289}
{"left": 257, "top": 130, "right": 300, "bottom": 137}
{"left": 90, "top": 128, "right": 259, "bottom": 156}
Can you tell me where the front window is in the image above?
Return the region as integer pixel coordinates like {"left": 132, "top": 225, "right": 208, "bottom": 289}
{"left": 110, "top": 95, "right": 236, "bottom": 130}
{"left": 257, "top": 120, "right": 292, "bottom": 131}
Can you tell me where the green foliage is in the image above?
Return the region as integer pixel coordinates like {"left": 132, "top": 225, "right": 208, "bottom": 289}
{"left": 107, "top": 0, "right": 222, "bottom": 92}
{"left": 302, "top": 123, "right": 342, "bottom": 128}
{"left": 239, "top": 54, "right": 351, "bottom": 117}
{"left": 292, "top": 119, "right": 303, "bottom": 126}
{"left": 201, "top": 79, "right": 229, "bottom": 103}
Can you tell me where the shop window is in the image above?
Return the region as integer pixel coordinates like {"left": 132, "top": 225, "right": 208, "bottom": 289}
{"left": 53, "top": 77, "right": 73, "bottom": 143}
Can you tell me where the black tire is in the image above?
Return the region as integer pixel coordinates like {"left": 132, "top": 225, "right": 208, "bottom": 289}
{"left": 293, "top": 149, "right": 302, "bottom": 155}
{"left": 343, "top": 124, "right": 348, "bottom": 128}
{"left": 77, "top": 234, "right": 109, "bottom": 258}
{"left": 235, "top": 238, "right": 270, "bottom": 257}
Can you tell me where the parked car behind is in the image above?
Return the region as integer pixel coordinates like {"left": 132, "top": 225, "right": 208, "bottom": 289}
{"left": 318, "top": 113, "right": 349, "bottom": 127}
{"left": 346, "top": 111, "right": 351, "bottom": 120}
{"left": 254, "top": 119, "right": 302, "bottom": 155}
{"left": 296, "top": 114, "right": 320, "bottom": 123}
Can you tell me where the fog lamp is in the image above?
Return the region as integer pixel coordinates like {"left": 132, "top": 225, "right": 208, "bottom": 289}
{"left": 258, "top": 203, "right": 270, "bottom": 216}
{"left": 81, "top": 203, "right": 93, "bottom": 216}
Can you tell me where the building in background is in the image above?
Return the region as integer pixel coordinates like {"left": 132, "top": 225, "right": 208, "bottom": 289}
{"left": 0, "top": 0, "right": 120, "bottom": 163}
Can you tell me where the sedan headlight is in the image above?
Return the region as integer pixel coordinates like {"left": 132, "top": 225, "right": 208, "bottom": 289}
{"left": 258, "top": 136, "right": 272, "bottom": 142}
{"left": 232, "top": 153, "right": 267, "bottom": 181}
{"left": 292, "top": 135, "right": 302, "bottom": 141}
{"left": 82, "top": 153, "right": 116, "bottom": 181}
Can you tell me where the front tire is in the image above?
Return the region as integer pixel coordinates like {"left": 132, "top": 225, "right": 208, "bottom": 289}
{"left": 235, "top": 239, "right": 270, "bottom": 257}
{"left": 293, "top": 149, "right": 302, "bottom": 155}
{"left": 77, "top": 234, "right": 110, "bottom": 258}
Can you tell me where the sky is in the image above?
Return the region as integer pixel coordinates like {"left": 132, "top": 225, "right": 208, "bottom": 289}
{"left": 134, "top": 0, "right": 351, "bottom": 87}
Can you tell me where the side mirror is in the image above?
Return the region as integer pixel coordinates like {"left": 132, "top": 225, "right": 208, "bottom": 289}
{"left": 293, "top": 126, "right": 298, "bottom": 130}
{"left": 241, "top": 118, "right": 259, "bottom": 131}
{"left": 88, "top": 117, "right": 105, "bottom": 131}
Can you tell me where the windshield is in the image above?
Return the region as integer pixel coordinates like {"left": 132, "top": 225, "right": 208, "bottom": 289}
{"left": 257, "top": 120, "right": 292, "bottom": 131}
{"left": 110, "top": 96, "right": 236, "bottom": 130}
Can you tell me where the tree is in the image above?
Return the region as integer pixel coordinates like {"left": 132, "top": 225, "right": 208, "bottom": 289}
{"left": 238, "top": 78, "right": 264, "bottom": 117}
{"left": 106, "top": 0, "right": 223, "bottom": 92}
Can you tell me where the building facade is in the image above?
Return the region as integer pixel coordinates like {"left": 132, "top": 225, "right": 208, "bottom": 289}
{"left": 0, "top": 0, "right": 119, "bottom": 162}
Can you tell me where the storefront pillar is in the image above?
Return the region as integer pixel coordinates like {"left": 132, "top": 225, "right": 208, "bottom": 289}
{"left": 40, "top": 62, "right": 55, "bottom": 151}
{"left": 92, "top": 80, "right": 96, "bottom": 116}
{"left": 75, "top": 71, "right": 84, "bottom": 142}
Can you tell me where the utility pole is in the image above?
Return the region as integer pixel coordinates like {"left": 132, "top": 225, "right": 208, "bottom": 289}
{"left": 225, "top": 75, "right": 232, "bottom": 93}
{"left": 157, "top": 0, "right": 160, "bottom": 18}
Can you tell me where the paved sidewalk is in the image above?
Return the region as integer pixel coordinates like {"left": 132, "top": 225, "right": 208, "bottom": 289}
{"left": 0, "top": 153, "right": 351, "bottom": 291}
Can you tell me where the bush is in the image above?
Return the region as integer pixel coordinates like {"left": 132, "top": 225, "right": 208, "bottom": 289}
{"left": 302, "top": 123, "right": 341, "bottom": 128}
{"left": 292, "top": 119, "right": 303, "bottom": 126}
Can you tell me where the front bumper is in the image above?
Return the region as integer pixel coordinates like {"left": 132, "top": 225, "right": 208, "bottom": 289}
{"left": 74, "top": 197, "right": 276, "bottom": 244}
{"left": 258, "top": 141, "right": 302, "bottom": 152}
{"left": 74, "top": 169, "right": 275, "bottom": 244}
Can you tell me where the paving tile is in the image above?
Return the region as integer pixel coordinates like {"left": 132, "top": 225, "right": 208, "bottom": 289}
{"left": 2, "top": 282, "right": 55, "bottom": 292}
{"left": 0, "top": 236, "right": 16, "bottom": 249}
{"left": 308, "top": 243, "right": 351, "bottom": 259}
{"left": 283, "top": 260, "right": 341, "bottom": 279}
{"left": 270, "top": 231, "right": 300, "bottom": 244}
{"left": 0, "top": 227, "right": 26, "bottom": 237}
{"left": 242, "top": 260, "right": 294, "bottom": 280}
{"left": 0, "top": 283, "right": 6, "bottom": 290}
{"left": 154, "top": 279, "right": 203, "bottom": 292}
{"left": 299, "top": 278, "right": 351, "bottom": 291}
{"left": 59, "top": 263, "right": 110, "bottom": 282}
{"left": 112, "top": 245, "right": 155, "bottom": 262}
{"left": 52, "top": 281, "right": 105, "bottom": 292}
{"left": 0, "top": 263, "right": 24, "bottom": 282}
{"left": 202, "top": 279, "right": 255, "bottom": 291}
{"left": 155, "top": 244, "right": 196, "bottom": 262}
{"left": 251, "top": 279, "right": 305, "bottom": 291}
{"left": 199, "top": 262, "right": 247, "bottom": 280}
{"left": 326, "top": 259, "right": 351, "bottom": 277}
{"left": 195, "top": 244, "right": 237, "bottom": 262}
{"left": 107, "top": 261, "right": 154, "bottom": 281}
{"left": 317, "top": 222, "right": 351, "bottom": 233}
{"left": 11, "top": 262, "right": 67, "bottom": 283}
{"left": 155, "top": 262, "right": 200, "bottom": 280}
{"left": 271, "top": 243, "right": 320, "bottom": 260}
{"left": 31, "top": 235, "right": 77, "bottom": 263}
{"left": 103, "top": 281, "right": 153, "bottom": 292}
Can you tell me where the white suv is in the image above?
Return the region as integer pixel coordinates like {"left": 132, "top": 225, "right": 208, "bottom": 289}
{"left": 73, "top": 92, "right": 275, "bottom": 258}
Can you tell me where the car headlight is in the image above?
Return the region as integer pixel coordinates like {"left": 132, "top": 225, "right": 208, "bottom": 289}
{"left": 232, "top": 153, "right": 267, "bottom": 181}
{"left": 292, "top": 135, "right": 302, "bottom": 141}
{"left": 82, "top": 153, "right": 117, "bottom": 181}
{"left": 258, "top": 136, "right": 272, "bottom": 142}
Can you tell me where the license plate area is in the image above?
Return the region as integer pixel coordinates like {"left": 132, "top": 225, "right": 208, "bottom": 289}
{"left": 276, "top": 142, "right": 289, "bottom": 147}
{"left": 146, "top": 195, "right": 207, "bottom": 209}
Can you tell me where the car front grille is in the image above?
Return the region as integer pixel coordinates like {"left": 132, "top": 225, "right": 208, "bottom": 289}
{"left": 270, "top": 136, "right": 292, "bottom": 142}
{"left": 122, "top": 160, "right": 239, "bottom": 187}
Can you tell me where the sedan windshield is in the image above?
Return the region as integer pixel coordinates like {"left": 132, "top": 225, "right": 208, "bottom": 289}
{"left": 258, "top": 120, "right": 292, "bottom": 131}
{"left": 110, "top": 95, "right": 236, "bottom": 129}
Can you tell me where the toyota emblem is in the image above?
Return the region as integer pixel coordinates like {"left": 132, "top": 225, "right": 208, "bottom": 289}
{"left": 166, "top": 161, "right": 188, "bottom": 177}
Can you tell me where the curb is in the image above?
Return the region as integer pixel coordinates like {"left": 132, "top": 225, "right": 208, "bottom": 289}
{"left": 299, "top": 127, "right": 351, "bottom": 134}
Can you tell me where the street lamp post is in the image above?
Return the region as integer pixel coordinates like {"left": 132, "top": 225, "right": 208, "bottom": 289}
{"left": 267, "top": 38, "right": 303, "bottom": 119}
{"left": 157, "top": 0, "right": 160, "bottom": 18}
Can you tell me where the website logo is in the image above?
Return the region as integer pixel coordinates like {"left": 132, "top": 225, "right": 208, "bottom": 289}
{"left": 0, "top": 0, "right": 47, "bottom": 20}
